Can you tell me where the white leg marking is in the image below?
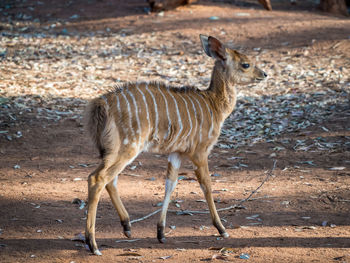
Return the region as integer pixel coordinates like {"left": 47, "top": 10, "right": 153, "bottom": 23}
{"left": 126, "top": 87, "right": 141, "bottom": 147}
{"left": 188, "top": 93, "right": 203, "bottom": 143}
{"left": 145, "top": 84, "right": 159, "bottom": 141}
{"left": 160, "top": 154, "right": 181, "bottom": 227}
{"left": 160, "top": 178, "right": 178, "bottom": 227}
{"left": 157, "top": 83, "right": 171, "bottom": 140}
{"left": 168, "top": 152, "right": 181, "bottom": 170}
{"left": 164, "top": 178, "right": 178, "bottom": 195}
{"left": 197, "top": 93, "right": 214, "bottom": 138}
{"left": 166, "top": 89, "right": 183, "bottom": 149}
{"left": 112, "top": 176, "right": 118, "bottom": 188}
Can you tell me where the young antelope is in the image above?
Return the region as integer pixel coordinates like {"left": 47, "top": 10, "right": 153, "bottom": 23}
{"left": 84, "top": 35, "right": 267, "bottom": 255}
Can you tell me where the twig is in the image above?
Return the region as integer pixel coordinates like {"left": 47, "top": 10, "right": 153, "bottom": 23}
{"left": 130, "top": 208, "right": 161, "bottom": 224}
{"left": 121, "top": 173, "right": 142, "bottom": 177}
{"left": 237, "top": 195, "right": 271, "bottom": 202}
{"left": 130, "top": 160, "right": 277, "bottom": 223}
{"left": 235, "top": 159, "right": 277, "bottom": 208}
{"left": 115, "top": 239, "right": 141, "bottom": 243}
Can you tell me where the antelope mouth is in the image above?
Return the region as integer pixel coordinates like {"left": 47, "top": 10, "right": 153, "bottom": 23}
{"left": 255, "top": 72, "right": 268, "bottom": 82}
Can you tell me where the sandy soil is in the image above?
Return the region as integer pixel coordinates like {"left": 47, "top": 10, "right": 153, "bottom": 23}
{"left": 0, "top": 0, "right": 350, "bottom": 262}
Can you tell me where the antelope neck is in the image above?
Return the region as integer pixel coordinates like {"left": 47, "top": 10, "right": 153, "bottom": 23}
{"left": 207, "top": 62, "right": 237, "bottom": 120}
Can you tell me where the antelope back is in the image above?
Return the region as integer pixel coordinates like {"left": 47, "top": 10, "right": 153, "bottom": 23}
{"left": 99, "top": 83, "right": 217, "bottom": 155}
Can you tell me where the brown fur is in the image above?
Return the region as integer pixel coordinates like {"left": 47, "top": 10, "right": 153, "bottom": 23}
{"left": 84, "top": 35, "right": 267, "bottom": 255}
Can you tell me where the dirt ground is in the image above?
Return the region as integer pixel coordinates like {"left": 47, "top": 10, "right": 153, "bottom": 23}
{"left": 1, "top": 0, "right": 350, "bottom": 262}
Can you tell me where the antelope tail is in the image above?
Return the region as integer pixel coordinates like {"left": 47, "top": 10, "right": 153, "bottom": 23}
{"left": 85, "top": 97, "right": 109, "bottom": 158}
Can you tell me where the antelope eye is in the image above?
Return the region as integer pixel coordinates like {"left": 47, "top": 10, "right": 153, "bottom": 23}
{"left": 241, "top": 63, "right": 250, "bottom": 69}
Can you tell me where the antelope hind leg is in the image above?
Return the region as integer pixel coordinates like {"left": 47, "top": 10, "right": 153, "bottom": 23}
{"left": 106, "top": 176, "right": 131, "bottom": 238}
{"left": 85, "top": 152, "right": 138, "bottom": 255}
{"left": 85, "top": 164, "right": 106, "bottom": 256}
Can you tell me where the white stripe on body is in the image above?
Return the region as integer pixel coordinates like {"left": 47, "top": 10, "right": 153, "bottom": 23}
{"left": 114, "top": 93, "right": 129, "bottom": 145}
{"left": 145, "top": 84, "right": 159, "bottom": 142}
{"left": 184, "top": 93, "right": 198, "bottom": 142}
{"left": 196, "top": 93, "right": 214, "bottom": 138}
{"left": 157, "top": 83, "right": 172, "bottom": 140}
{"left": 166, "top": 89, "right": 183, "bottom": 150}
{"left": 126, "top": 87, "right": 141, "bottom": 147}
{"left": 188, "top": 93, "right": 203, "bottom": 143}
{"left": 178, "top": 95, "right": 193, "bottom": 145}
{"left": 120, "top": 90, "right": 135, "bottom": 139}
{"left": 135, "top": 84, "right": 151, "bottom": 133}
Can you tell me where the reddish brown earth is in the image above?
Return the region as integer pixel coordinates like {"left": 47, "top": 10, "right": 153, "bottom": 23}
{"left": 1, "top": 0, "right": 350, "bottom": 262}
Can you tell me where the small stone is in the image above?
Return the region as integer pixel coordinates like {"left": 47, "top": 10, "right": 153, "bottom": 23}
{"left": 70, "top": 14, "right": 79, "bottom": 19}
{"left": 239, "top": 253, "right": 250, "bottom": 259}
{"left": 209, "top": 16, "right": 220, "bottom": 20}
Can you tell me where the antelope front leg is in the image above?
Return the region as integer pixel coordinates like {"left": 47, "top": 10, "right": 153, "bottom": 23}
{"left": 106, "top": 176, "right": 131, "bottom": 238}
{"left": 157, "top": 153, "right": 181, "bottom": 243}
{"left": 192, "top": 157, "right": 229, "bottom": 238}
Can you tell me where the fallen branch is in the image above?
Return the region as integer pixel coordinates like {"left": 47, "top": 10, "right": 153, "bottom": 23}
{"left": 130, "top": 208, "right": 162, "bottom": 224}
{"left": 130, "top": 160, "right": 277, "bottom": 223}
{"left": 235, "top": 159, "right": 277, "bottom": 208}
{"left": 121, "top": 173, "right": 142, "bottom": 177}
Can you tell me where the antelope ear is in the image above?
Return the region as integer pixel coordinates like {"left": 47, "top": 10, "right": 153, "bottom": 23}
{"left": 199, "top": 34, "right": 211, "bottom": 57}
{"left": 199, "top": 34, "right": 226, "bottom": 61}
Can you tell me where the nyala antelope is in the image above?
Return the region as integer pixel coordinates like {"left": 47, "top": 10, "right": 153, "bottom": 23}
{"left": 85, "top": 35, "right": 267, "bottom": 255}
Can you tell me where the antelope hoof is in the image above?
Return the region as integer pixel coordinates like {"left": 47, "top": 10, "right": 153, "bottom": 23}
{"left": 157, "top": 225, "right": 166, "bottom": 243}
{"left": 121, "top": 220, "right": 132, "bottom": 238}
{"left": 158, "top": 237, "right": 166, "bottom": 243}
{"left": 221, "top": 232, "right": 229, "bottom": 238}
{"left": 124, "top": 230, "right": 132, "bottom": 238}
{"left": 93, "top": 249, "right": 102, "bottom": 256}
{"left": 85, "top": 235, "right": 102, "bottom": 255}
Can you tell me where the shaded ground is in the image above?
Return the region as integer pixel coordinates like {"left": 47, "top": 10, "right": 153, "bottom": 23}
{"left": 1, "top": 0, "right": 350, "bottom": 262}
